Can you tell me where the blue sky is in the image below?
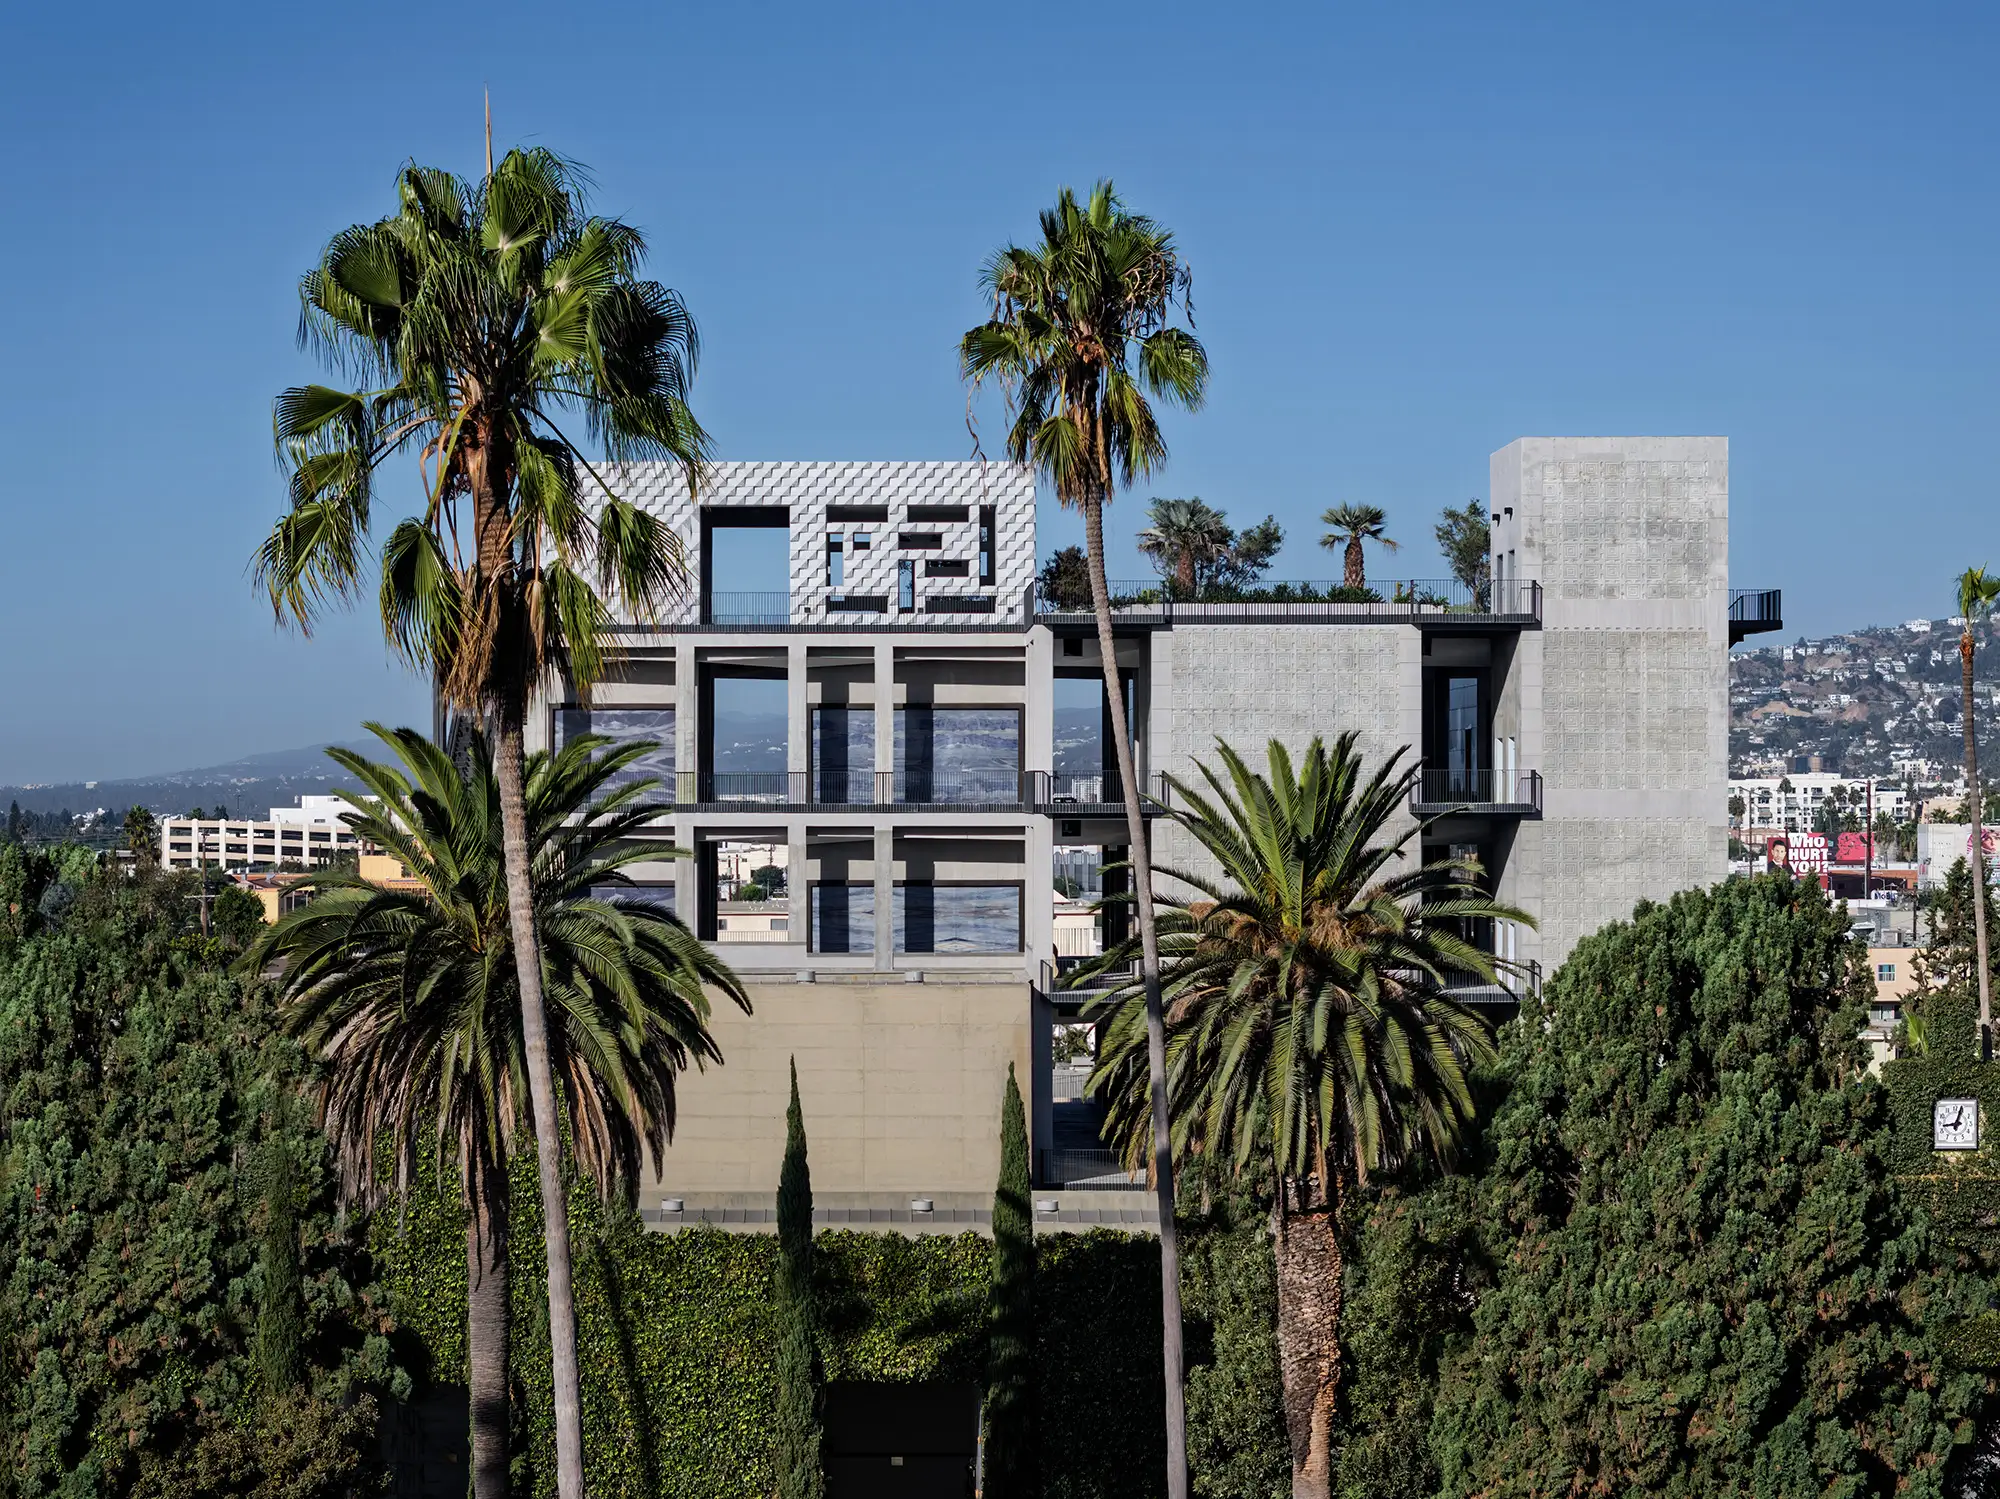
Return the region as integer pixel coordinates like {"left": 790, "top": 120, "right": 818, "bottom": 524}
{"left": 1, "top": 1, "right": 1991, "bottom": 782}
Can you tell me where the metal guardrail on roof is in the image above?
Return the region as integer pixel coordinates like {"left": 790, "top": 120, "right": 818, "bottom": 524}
{"left": 1034, "top": 577, "right": 1542, "bottom": 624}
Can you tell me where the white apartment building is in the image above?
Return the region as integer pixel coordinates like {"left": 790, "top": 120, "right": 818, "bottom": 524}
{"left": 513, "top": 438, "right": 1770, "bottom": 1229}
{"left": 1730, "top": 773, "right": 1911, "bottom": 834}
{"left": 158, "top": 796, "right": 364, "bottom": 871}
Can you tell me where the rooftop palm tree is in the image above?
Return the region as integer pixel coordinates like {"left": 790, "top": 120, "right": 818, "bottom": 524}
{"left": 245, "top": 725, "right": 747, "bottom": 1499}
{"left": 1958, "top": 566, "right": 2000, "bottom": 1056}
{"left": 960, "top": 180, "right": 1208, "bottom": 1499}
{"left": 1136, "top": 497, "right": 1232, "bottom": 598}
{"left": 1086, "top": 733, "right": 1528, "bottom": 1499}
{"left": 251, "top": 146, "right": 708, "bottom": 1497}
{"left": 1319, "top": 503, "right": 1398, "bottom": 591}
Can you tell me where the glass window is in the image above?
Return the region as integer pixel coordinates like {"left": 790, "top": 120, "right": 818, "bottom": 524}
{"left": 898, "top": 558, "right": 915, "bottom": 612}
{"left": 851, "top": 532, "right": 871, "bottom": 551}
{"left": 894, "top": 884, "right": 1022, "bottom": 953}
{"left": 979, "top": 505, "right": 996, "bottom": 585}
{"left": 895, "top": 707, "right": 1020, "bottom": 803}
{"left": 590, "top": 883, "right": 676, "bottom": 915}
{"left": 810, "top": 882, "right": 874, "bottom": 954}
{"left": 1877, "top": 963, "right": 1896, "bottom": 982}
{"left": 827, "top": 533, "right": 844, "bottom": 589}
{"left": 557, "top": 708, "right": 676, "bottom": 791}
{"left": 811, "top": 706, "right": 876, "bottom": 804}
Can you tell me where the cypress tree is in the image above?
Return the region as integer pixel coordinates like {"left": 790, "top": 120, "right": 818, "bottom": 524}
{"left": 773, "top": 1058, "right": 824, "bottom": 1499}
{"left": 983, "top": 1063, "right": 1036, "bottom": 1497}
{"left": 256, "top": 1127, "right": 306, "bottom": 1401}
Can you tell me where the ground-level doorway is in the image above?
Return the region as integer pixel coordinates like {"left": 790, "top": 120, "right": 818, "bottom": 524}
{"left": 824, "top": 1381, "right": 978, "bottom": 1498}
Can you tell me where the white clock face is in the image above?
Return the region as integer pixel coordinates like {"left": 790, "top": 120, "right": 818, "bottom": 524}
{"left": 1935, "top": 1098, "right": 1981, "bottom": 1151}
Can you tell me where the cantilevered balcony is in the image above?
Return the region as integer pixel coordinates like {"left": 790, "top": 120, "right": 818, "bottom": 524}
{"left": 1410, "top": 768, "right": 1543, "bottom": 817}
{"left": 1729, "top": 588, "right": 1783, "bottom": 645}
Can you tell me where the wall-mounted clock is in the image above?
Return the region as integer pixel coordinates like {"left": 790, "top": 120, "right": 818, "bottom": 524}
{"left": 1935, "top": 1097, "right": 1980, "bottom": 1151}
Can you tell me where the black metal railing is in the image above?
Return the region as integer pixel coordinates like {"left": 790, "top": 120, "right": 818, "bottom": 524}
{"left": 1729, "top": 588, "right": 1782, "bottom": 625}
{"left": 668, "top": 769, "right": 1171, "bottom": 810}
{"left": 1038, "top": 1148, "right": 1146, "bottom": 1191}
{"left": 1040, "top": 957, "right": 1138, "bottom": 998}
{"left": 1034, "top": 577, "right": 1541, "bottom": 623}
{"left": 702, "top": 592, "right": 792, "bottom": 626}
{"left": 1411, "top": 769, "right": 1543, "bottom": 813}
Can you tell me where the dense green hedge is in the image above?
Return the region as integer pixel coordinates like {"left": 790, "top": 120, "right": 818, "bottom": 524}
{"left": 371, "top": 1154, "right": 1209, "bottom": 1499}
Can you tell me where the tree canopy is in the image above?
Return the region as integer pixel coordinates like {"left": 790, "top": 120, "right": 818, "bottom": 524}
{"left": 1414, "top": 875, "right": 1982, "bottom": 1497}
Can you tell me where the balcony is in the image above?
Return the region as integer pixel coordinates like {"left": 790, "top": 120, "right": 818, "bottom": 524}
{"left": 1729, "top": 588, "right": 1783, "bottom": 645}
{"left": 1034, "top": 577, "right": 1542, "bottom": 628}
{"left": 1410, "top": 768, "right": 1543, "bottom": 817}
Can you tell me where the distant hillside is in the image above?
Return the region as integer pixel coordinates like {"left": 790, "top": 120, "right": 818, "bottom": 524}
{"left": 0, "top": 739, "right": 380, "bottom": 819}
{"left": 1731, "top": 614, "right": 2000, "bottom": 781}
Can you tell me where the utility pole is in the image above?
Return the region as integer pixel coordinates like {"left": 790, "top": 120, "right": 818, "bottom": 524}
{"left": 196, "top": 821, "right": 213, "bottom": 938}
{"left": 1865, "top": 778, "right": 1874, "bottom": 899}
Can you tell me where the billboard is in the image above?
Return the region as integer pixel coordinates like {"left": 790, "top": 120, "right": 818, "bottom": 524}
{"left": 1833, "top": 832, "right": 1873, "bottom": 865}
{"left": 1766, "top": 832, "right": 1828, "bottom": 877}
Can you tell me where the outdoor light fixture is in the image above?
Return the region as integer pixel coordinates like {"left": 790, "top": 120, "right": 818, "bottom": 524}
{"left": 910, "top": 1198, "right": 934, "bottom": 1213}
{"left": 1035, "top": 1199, "right": 1059, "bottom": 1214}
{"left": 661, "top": 1198, "right": 684, "bottom": 1214}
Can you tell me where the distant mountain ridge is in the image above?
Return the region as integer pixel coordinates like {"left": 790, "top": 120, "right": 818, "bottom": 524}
{"left": 0, "top": 739, "right": 381, "bottom": 818}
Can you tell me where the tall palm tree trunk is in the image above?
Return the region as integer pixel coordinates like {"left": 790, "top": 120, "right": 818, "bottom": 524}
{"left": 1082, "top": 493, "right": 1188, "bottom": 1499}
{"left": 1271, "top": 1177, "right": 1342, "bottom": 1499}
{"left": 1343, "top": 538, "right": 1363, "bottom": 592}
{"left": 1965, "top": 629, "right": 1992, "bottom": 1056}
{"left": 468, "top": 1152, "right": 512, "bottom": 1499}
{"left": 492, "top": 717, "right": 588, "bottom": 1499}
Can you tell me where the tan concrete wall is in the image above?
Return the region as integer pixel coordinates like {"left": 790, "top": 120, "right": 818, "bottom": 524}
{"left": 651, "top": 979, "right": 1031, "bottom": 1200}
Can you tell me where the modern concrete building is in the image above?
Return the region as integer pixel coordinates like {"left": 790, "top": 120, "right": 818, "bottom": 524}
{"left": 159, "top": 796, "right": 365, "bottom": 872}
{"left": 529, "top": 440, "right": 1775, "bottom": 1231}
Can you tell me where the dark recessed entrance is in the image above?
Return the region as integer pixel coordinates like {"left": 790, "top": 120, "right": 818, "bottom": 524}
{"left": 823, "top": 1381, "right": 978, "bottom": 1499}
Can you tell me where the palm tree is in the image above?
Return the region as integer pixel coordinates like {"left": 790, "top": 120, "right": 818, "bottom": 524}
{"left": 122, "top": 806, "right": 159, "bottom": 864}
{"left": 960, "top": 181, "right": 1208, "bottom": 1499}
{"left": 1958, "top": 567, "right": 2000, "bottom": 1056}
{"left": 251, "top": 147, "right": 707, "bottom": 1497}
{"left": 246, "top": 725, "right": 747, "bottom": 1499}
{"left": 1136, "top": 497, "right": 1232, "bottom": 598}
{"left": 1087, "top": 733, "right": 1528, "bottom": 1499}
{"left": 1318, "top": 503, "right": 1398, "bottom": 591}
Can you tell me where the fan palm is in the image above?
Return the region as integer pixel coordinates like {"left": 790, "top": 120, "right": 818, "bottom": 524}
{"left": 1087, "top": 733, "right": 1528, "bottom": 1499}
{"left": 1136, "top": 497, "right": 1232, "bottom": 598}
{"left": 122, "top": 806, "right": 159, "bottom": 864}
{"left": 961, "top": 180, "right": 1209, "bottom": 1499}
{"left": 1318, "top": 503, "right": 1398, "bottom": 591}
{"left": 245, "top": 725, "right": 747, "bottom": 1499}
{"left": 1958, "top": 566, "right": 2000, "bottom": 1055}
{"left": 250, "top": 146, "right": 707, "bottom": 1497}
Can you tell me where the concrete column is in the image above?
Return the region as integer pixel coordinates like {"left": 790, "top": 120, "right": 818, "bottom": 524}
{"left": 873, "top": 641, "right": 896, "bottom": 781}
{"left": 787, "top": 817, "right": 809, "bottom": 961}
{"left": 872, "top": 824, "right": 895, "bottom": 970}
{"left": 787, "top": 641, "right": 809, "bottom": 776}
{"left": 1024, "top": 627, "right": 1054, "bottom": 779}
{"left": 674, "top": 646, "right": 698, "bottom": 801}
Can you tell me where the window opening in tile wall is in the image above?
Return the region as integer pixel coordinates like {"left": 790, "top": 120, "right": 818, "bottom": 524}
{"left": 926, "top": 559, "right": 969, "bottom": 577}
{"left": 906, "top": 504, "right": 969, "bottom": 523}
{"left": 826, "top": 504, "right": 888, "bottom": 522}
{"left": 978, "top": 506, "right": 995, "bottom": 585}
{"left": 827, "top": 533, "right": 844, "bottom": 588}
{"left": 702, "top": 510, "right": 791, "bottom": 625}
{"left": 925, "top": 596, "right": 994, "bottom": 613}
{"left": 810, "top": 881, "right": 875, "bottom": 953}
{"left": 557, "top": 707, "right": 676, "bottom": 789}
{"left": 898, "top": 559, "right": 916, "bottom": 612}
{"left": 851, "top": 532, "right": 871, "bottom": 551}
{"left": 899, "top": 532, "right": 943, "bottom": 549}
{"left": 713, "top": 839, "right": 787, "bottom": 941}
